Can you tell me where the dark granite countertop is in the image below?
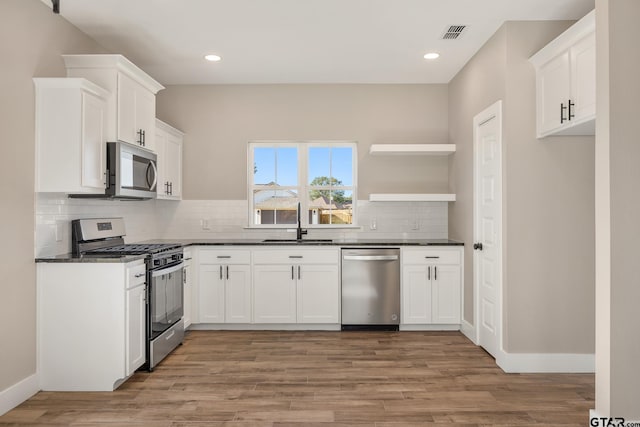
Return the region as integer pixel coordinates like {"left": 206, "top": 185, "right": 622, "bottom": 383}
{"left": 35, "top": 253, "right": 147, "bottom": 263}
{"left": 139, "top": 238, "right": 464, "bottom": 247}
{"left": 36, "top": 239, "right": 463, "bottom": 263}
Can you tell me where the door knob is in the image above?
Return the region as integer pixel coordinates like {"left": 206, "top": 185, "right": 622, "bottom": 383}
{"left": 473, "top": 243, "right": 483, "bottom": 250}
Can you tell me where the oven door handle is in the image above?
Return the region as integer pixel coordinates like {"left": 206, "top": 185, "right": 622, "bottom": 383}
{"left": 151, "top": 261, "right": 184, "bottom": 278}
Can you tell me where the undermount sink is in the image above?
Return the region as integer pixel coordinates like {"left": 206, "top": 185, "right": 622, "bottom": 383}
{"left": 262, "top": 239, "right": 333, "bottom": 244}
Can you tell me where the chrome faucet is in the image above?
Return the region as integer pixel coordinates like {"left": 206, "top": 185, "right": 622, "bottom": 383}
{"left": 296, "top": 202, "right": 308, "bottom": 241}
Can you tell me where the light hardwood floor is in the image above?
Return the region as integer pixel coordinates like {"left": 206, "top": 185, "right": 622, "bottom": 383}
{"left": 0, "top": 331, "right": 594, "bottom": 426}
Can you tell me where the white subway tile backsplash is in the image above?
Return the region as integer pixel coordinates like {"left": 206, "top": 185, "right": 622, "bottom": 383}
{"left": 36, "top": 195, "right": 448, "bottom": 256}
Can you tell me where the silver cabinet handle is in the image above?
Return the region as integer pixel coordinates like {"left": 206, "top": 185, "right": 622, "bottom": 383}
{"left": 424, "top": 256, "right": 440, "bottom": 259}
{"left": 434, "top": 266, "right": 437, "bottom": 281}
{"left": 289, "top": 255, "right": 303, "bottom": 259}
{"left": 298, "top": 265, "right": 301, "bottom": 280}
{"left": 226, "top": 265, "right": 229, "bottom": 280}
{"left": 134, "top": 273, "right": 145, "bottom": 278}
{"left": 291, "top": 265, "right": 294, "bottom": 280}
{"left": 217, "top": 255, "right": 231, "bottom": 259}
{"left": 219, "top": 265, "right": 223, "bottom": 280}
{"left": 428, "top": 266, "right": 431, "bottom": 281}
{"left": 343, "top": 255, "right": 398, "bottom": 261}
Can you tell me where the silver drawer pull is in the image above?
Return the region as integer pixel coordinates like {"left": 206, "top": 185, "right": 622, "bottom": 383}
{"left": 289, "top": 255, "right": 303, "bottom": 259}
{"left": 424, "top": 256, "right": 440, "bottom": 259}
{"left": 134, "top": 273, "right": 145, "bottom": 278}
{"left": 165, "top": 331, "right": 175, "bottom": 340}
{"left": 217, "top": 255, "right": 231, "bottom": 259}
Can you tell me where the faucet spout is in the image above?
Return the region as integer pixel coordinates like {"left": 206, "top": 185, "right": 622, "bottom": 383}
{"left": 297, "top": 202, "right": 307, "bottom": 240}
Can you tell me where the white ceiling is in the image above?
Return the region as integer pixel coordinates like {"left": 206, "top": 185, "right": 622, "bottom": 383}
{"left": 47, "top": 0, "right": 594, "bottom": 85}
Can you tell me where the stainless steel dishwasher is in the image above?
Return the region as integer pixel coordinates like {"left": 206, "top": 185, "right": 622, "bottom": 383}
{"left": 341, "top": 248, "right": 400, "bottom": 330}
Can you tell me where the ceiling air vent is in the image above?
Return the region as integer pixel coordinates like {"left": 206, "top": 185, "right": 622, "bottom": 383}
{"left": 442, "top": 25, "right": 467, "bottom": 40}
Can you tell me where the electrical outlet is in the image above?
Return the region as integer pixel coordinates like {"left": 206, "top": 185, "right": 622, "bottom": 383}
{"left": 410, "top": 219, "right": 419, "bottom": 230}
{"left": 370, "top": 218, "right": 377, "bottom": 230}
{"left": 201, "top": 219, "right": 211, "bottom": 230}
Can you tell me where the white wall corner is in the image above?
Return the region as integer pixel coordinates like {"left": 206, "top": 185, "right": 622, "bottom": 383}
{"left": 496, "top": 351, "right": 595, "bottom": 373}
{"left": 460, "top": 319, "right": 478, "bottom": 344}
{"left": 0, "top": 374, "right": 39, "bottom": 416}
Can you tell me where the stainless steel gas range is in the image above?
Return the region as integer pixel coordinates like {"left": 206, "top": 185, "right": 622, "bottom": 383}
{"left": 72, "top": 218, "right": 184, "bottom": 370}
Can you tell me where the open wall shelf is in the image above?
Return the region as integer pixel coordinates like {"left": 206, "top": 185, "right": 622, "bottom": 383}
{"left": 369, "top": 194, "right": 456, "bottom": 202}
{"left": 369, "top": 144, "right": 456, "bottom": 156}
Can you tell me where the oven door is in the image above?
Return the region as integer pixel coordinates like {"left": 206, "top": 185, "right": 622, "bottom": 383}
{"left": 149, "top": 262, "right": 184, "bottom": 340}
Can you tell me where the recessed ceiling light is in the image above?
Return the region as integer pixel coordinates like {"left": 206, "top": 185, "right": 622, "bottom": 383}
{"left": 423, "top": 52, "right": 440, "bottom": 60}
{"left": 204, "top": 54, "right": 222, "bottom": 62}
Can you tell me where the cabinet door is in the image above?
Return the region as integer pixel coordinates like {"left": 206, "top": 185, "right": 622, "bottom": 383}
{"left": 225, "top": 265, "right": 252, "bottom": 323}
{"left": 183, "top": 260, "right": 192, "bottom": 329}
{"left": 401, "top": 265, "right": 432, "bottom": 324}
{"left": 155, "top": 128, "right": 169, "bottom": 198}
{"left": 125, "top": 284, "right": 146, "bottom": 375}
{"left": 165, "top": 132, "right": 182, "bottom": 198}
{"left": 537, "top": 51, "right": 571, "bottom": 136}
{"left": 81, "top": 91, "right": 106, "bottom": 190}
{"left": 432, "top": 265, "right": 461, "bottom": 324}
{"left": 135, "top": 87, "right": 156, "bottom": 151}
{"left": 570, "top": 32, "right": 596, "bottom": 122}
{"left": 253, "top": 265, "right": 296, "bottom": 323}
{"left": 117, "top": 73, "right": 138, "bottom": 146}
{"left": 198, "top": 264, "right": 225, "bottom": 323}
{"left": 297, "top": 264, "right": 339, "bottom": 324}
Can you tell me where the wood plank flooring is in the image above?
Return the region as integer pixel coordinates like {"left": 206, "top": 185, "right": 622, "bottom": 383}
{"left": 0, "top": 331, "right": 594, "bottom": 426}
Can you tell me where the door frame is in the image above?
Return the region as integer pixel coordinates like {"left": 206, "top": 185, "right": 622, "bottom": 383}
{"left": 472, "top": 100, "right": 504, "bottom": 356}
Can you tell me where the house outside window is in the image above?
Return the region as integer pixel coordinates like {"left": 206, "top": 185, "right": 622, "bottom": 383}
{"left": 248, "top": 141, "right": 357, "bottom": 227}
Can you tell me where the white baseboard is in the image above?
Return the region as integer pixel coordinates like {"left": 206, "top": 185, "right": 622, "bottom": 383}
{"left": 497, "top": 351, "right": 595, "bottom": 373}
{"left": 189, "top": 323, "right": 341, "bottom": 331}
{"left": 399, "top": 324, "right": 459, "bottom": 331}
{"left": 0, "top": 373, "right": 39, "bottom": 416}
{"left": 460, "top": 319, "right": 477, "bottom": 344}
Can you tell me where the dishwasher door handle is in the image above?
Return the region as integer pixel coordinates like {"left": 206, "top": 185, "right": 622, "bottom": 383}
{"left": 343, "top": 255, "right": 399, "bottom": 261}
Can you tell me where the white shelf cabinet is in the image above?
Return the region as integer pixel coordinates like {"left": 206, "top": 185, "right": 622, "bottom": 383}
{"left": 401, "top": 247, "right": 462, "bottom": 326}
{"left": 369, "top": 144, "right": 455, "bottom": 155}
{"left": 529, "top": 10, "right": 595, "bottom": 138}
{"left": 197, "top": 249, "right": 252, "bottom": 324}
{"left": 63, "top": 54, "right": 164, "bottom": 151}
{"left": 368, "top": 143, "right": 456, "bottom": 202}
{"left": 34, "top": 78, "right": 109, "bottom": 194}
{"left": 37, "top": 259, "right": 146, "bottom": 391}
{"left": 253, "top": 248, "right": 340, "bottom": 324}
{"left": 156, "top": 119, "right": 184, "bottom": 200}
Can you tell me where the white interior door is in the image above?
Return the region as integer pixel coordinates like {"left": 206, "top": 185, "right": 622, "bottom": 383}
{"left": 473, "top": 101, "right": 503, "bottom": 359}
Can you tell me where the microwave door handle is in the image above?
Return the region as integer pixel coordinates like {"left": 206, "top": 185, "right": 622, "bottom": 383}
{"left": 146, "top": 161, "right": 158, "bottom": 191}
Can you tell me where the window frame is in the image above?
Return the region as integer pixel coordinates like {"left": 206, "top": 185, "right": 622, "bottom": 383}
{"left": 247, "top": 140, "right": 357, "bottom": 228}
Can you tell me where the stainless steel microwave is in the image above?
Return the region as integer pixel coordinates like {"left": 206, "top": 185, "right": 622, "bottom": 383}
{"left": 106, "top": 141, "right": 157, "bottom": 199}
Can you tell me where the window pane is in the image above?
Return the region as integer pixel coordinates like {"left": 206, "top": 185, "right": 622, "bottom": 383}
{"left": 332, "top": 147, "right": 353, "bottom": 186}
{"left": 307, "top": 190, "right": 353, "bottom": 225}
{"left": 308, "top": 147, "right": 330, "bottom": 185}
{"left": 253, "top": 189, "right": 298, "bottom": 225}
{"left": 253, "top": 147, "right": 275, "bottom": 185}
{"left": 276, "top": 147, "right": 298, "bottom": 186}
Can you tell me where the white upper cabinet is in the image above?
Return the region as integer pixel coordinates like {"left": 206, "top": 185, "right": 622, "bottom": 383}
{"left": 34, "top": 78, "right": 109, "bottom": 194}
{"left": 156, "top": 119, "right": 184, "bottom": 200}
{"left": 530, "top": 10, "right": 595, "bottom": 138}
{"left": 63, "top": 54, "right": 164, "bottom": 151}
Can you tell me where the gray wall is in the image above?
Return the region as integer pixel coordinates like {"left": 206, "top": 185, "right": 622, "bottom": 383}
{"left": 449, "top": 21, "right": 595, "bottom": 354}
{"left": 0, "top": 0, "right": 106, "bottom": 392}
{"left": 596, "top": 0, "right": 640, "bottom": 418}
{"left": 156, "top": 84, "right": 450, "bottom": 200}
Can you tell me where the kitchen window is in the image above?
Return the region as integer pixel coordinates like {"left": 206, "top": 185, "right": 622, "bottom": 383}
{"left": 248, "top": 141, "right": 357, "bottom": 227}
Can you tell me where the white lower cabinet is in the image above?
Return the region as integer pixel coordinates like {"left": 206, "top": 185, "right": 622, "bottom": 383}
{"left": 252, "top": 248, "right": 340, "bottom": 324}
{"left": 37, "top": 259, "right": 146, "bottom": 391}
{"left": 183, "top": 249, "right": 193, "bottom": 329}
{"left": 253, "top": 265, "right": 298, "bottom": 323}
{"left": 197, "top": 249, "right": 252, "bottom": 324}
{"left": 401, "top": 247, "right": 462, "bottom": 326}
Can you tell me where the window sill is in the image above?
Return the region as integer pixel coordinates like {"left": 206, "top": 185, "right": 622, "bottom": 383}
{"left": 243, "top": 225, "right": 362, "bottom": 230}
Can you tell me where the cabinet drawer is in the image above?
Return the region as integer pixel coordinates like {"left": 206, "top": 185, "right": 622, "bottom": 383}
{"left": 199, "top": 249, "right": 251, "bottom": 265}
{"left": 403, "top": 248, "right": 461, "bottom": 265}
{"left": 253, "top": 248, "right": 339, "bottom": 265}
{"left": 126, "top": 262, "right": 146, "bottom": 289}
